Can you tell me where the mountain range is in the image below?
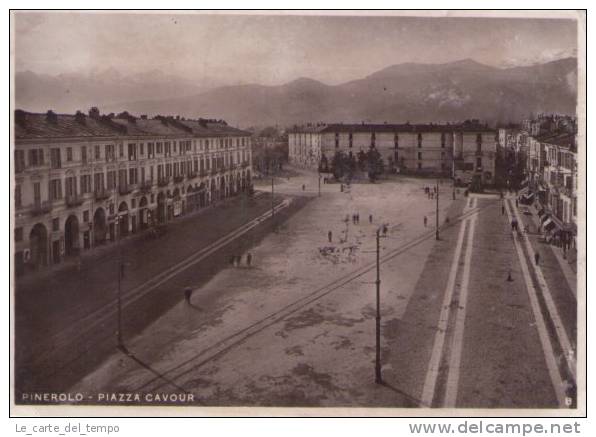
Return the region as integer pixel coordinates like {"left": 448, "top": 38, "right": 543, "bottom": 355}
{"left": 15, "top": 57, "right": 578, "bottom": 127}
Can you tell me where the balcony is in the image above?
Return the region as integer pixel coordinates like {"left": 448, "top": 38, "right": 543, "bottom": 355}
{"left": 187, "top": 172, "right": 198, "bottom": 180}
{"left": 173, "top": 175, "right": 185, "bottom": 184}
{"left": 139, "top": 181, "right": 153, "bottom": 193}
{"left": 30, "top": 200, "right": 52, "bottom": 216}
{"left": 158, "top": 177, "right": 170, "bottom": 187}
{"left": 65, "top": 194, "right": 84, "bottom": 207}
{"left": 118, "top": 185, "right": 132, "bottom": 195}
{"left": 94, "top": 189, "right": 111, "bottom": 201}
{"left": 241, "top": 161, "right": 250, "bottom": 168}
{"left": 199, "top": 170, "right": 208, "bottom": 178}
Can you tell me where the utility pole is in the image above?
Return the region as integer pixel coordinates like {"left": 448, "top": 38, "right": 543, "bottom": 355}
{"left": 116, "top": 215, "right": 123, "bottom": 349}
{"left": 435, "top": 178, "right": 440, "bottom": 240}
{"left": 271, "top": 176, "right": 274, "bottom": 216}
{"left": 318, "top": 173, "right": 321, "bottom": 197}
{"left": 375, "top": 228, "right": 382, "bottom": 384}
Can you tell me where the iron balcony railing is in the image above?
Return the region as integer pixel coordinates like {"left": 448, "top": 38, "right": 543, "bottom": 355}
{"left": 65, "top": 194, "right": 84, "bottom": 207}
{"left": 94, "top": 189, "right": 111, "bottom": 201}
{"left": 30, "top": 200, "right": 52, "bottom": 216}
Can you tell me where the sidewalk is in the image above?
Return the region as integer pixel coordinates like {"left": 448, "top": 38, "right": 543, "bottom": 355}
{"left": 387, "top": 196, "right": 561, "bottom": 408}
{"left": 514, "top": 199, "right": 577, "bottom": 300}
{"left": 16, "top": 193, "right": 253, "bottom": 288}
{"left": 14, "top": 191, "right": 299, "bottom": 395}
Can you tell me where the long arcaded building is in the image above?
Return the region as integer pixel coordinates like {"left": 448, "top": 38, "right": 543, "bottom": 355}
{"left": 13, "top": 109, "right": 253, "bottom": 276}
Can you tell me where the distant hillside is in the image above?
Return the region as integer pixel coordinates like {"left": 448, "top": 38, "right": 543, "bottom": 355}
{"left": 16, "top": 58, "right": 578, "bottom": 127}
{"left": 14, "top": 69, "right": 217, "bottom": 114}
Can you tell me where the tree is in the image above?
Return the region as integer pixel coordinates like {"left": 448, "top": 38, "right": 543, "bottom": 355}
{"left": 319, "top": 153, "right": 329, "bottom": 173}
{"left": 357, "top": 150, "right": 367, "bottom": 171}
{"left": 331, "top": 151, "right": 347, "bottom": 180}
{"left": 367, "top": 147, "right": 384, "bottom": 182}
{"left": 387, "top": 155, "right": 396, "bottom": 174}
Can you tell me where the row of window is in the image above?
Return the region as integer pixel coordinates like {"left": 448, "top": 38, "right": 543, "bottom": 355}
{"left": 331, "top": 133, "right": 451, "bottom": 149}
{"left": 14, "top": 137, "right": 249, "bottom": 173}
{"left": 15, "top": 155, "right": 249, "bottom": 207}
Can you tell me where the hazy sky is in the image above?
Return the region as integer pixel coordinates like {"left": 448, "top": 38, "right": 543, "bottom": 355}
{"left": 13, "top": 11, "right": 578, "bottom": 85}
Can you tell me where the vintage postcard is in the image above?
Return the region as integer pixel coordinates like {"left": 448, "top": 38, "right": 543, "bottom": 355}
{"left": 10, "top": 10, "right": 585, "bottom": 416}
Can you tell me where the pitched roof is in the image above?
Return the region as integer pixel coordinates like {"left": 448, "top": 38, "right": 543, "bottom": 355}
{"left": 289, "top": 122, "right": 495, "bottom": 134}
{"left": 536, "top": 132, "right": 576, "bottom": 149}
{"left": 14, "top": 111, "right": 251, "bottom": 140}
{"left": 14, "top": 112, "right": 124, "bottom": 139}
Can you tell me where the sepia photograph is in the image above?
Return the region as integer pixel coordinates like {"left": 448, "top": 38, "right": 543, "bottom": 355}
{"left": 10, "top": 10, "right": 585, "bottom": 416}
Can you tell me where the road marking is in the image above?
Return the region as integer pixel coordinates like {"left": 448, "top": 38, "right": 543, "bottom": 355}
{"left": 421, "top": 212, "right": 468, "bottom": 407}
{"left": 510, "top": 201, "right": 576, "bottom": 380}
{"left": 505, "top": 200, "right": 568, "bottom": 407}
{"left": 444, "top": 211, "right": 477, "bottom": 407}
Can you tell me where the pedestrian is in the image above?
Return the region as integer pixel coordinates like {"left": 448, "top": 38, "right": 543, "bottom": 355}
{"left": 511, "top": 218, "right": 518, "bottom": 232}
{"left": 502, "top": 204, "right": 505, "bottom": 216}
{"left": 184, "top": 287, "right": 193, "bottom": 304}
{"left": 534, "top": 251, "right": 540, "bottom": 266}
{"left": 328, "top": 230, "right": 332, "bottom": 243}
{"left": 424, "top": 216, "right": 428, "bottom": 227}
{"left": 357, "top": 213, "right": 360, "bottom": 224}
{"left": 302, "top": 184, "right": 305, "bottom": 191}
{"left": 236, "top": 255, "right": 242, "bottom": 266}
{"left": 369, "top": 214, "right": 373, "bottom": 224}
{"left": 515, "top": 198, "right": 519, "bottom": 208}
{"left": 246, "top": 252, "right": 252, "bottom": 267}
{"left": 229, "top": 255, "right": 235, "bottom": 266}
{"left": 352, "top": 214, "right": 356, "bottom": 224}
{"left": 382, "top": 224, "right": 388, "bottom": 236}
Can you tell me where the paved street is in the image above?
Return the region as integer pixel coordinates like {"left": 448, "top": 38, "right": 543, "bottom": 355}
{"left": 17, "top": 169, "right": 576, "bottom": 409}
{"left": 70, "top": 172, "right": 458, "bottom": 406}
{"left": 14, "top": 191, "right": 299, "bottom": 396}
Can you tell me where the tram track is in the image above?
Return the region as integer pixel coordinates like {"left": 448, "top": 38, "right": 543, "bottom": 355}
{"left": 25, "top": 198, "right": 292, "bottom": 376}
{"left": 132, "top": 201, "right": 491, "bottom": 393}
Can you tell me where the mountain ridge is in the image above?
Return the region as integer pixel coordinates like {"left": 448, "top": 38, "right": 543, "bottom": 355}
{"left": 16, "top": 57, "right": 578, "bottom": 127}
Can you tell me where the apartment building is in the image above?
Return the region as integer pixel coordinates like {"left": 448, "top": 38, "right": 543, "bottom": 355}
{"left": 13, "top": 109, "right": 252, "bottom": 276}
{"left": 520, "top": 114, "right": 578, "bottom": 250}
{"left": 288, "top": 121, "right": 497, "bottom": 184}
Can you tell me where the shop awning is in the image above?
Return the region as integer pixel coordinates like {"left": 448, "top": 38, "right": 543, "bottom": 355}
{"left": 543, "top": 218, "right": 557, "bottom": 232}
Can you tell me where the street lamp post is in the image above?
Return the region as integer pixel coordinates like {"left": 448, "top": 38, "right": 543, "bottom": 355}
{"left": 435, "top": 178, "right": 440, "bottom": 240}
{"left": 318, "top": 172, "right": 321, "bottom": 197}
{"left": 115, "top": 215, "right": 123, "bottom": 349}
{"left": 271, "top": 177, "right": 274, "bottom": 217}
{"left": 375, "top": 228, "right": 382, "bottom": 384}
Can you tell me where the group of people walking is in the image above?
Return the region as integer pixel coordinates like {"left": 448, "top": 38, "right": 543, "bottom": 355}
{"left": 424, "top": 186, "right": 437, "bottom": 200}
{"left": 229, "top": 252, "right": 253, "bottom": 267}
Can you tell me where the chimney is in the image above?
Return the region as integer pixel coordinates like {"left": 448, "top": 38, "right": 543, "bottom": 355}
{"left": 15, "top": 109, "right": 27, "bottom": 126}
{"left": 46, "top": 110, "right": 58, "bottom": 124}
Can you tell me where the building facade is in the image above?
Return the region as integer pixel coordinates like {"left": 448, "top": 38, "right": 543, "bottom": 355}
{"left": 13, "top": 109, "right": 253, "bottom": 276}
{"left": 288, "top": 121, "right": 497, "bottom": 184}
{"left": 520, "top": 114, "right": 578, "bottom": 250}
